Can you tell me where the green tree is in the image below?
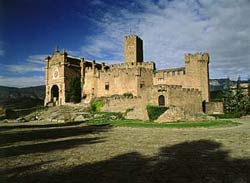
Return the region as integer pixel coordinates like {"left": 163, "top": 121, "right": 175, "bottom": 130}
{"left": 248, "top": 79, "right": 250, "bottom": 98}
{"left": 235, "top": 77, "right": 244, "bottom": 101}
{"left": 223, "top": 78, "right": 234, "bottom": 112}
{"left": 223, "top": 77, "right": 250, "bottom": 116}
{"left": 67, "top": 77, "right": 81, "bottom": 103}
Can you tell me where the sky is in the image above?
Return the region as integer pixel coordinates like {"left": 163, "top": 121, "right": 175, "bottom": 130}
{"left": 0, "top": 0, "right": 250, "bottom": 87}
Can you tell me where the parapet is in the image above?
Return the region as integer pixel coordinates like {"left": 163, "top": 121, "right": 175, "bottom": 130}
{"left": 156, "top": 67, "right": 186, "bottom": 77}
{"left": 124, "top": 35, "right": 141, "bottom": 40}
{"left": 109, "top": 61, "right": 155, "bottom": 70}
{"left": 157, "top": 84, "right": 202, "bottom": 95}
{"left": 185, "top": 52, "right": 209, "bottom": 64}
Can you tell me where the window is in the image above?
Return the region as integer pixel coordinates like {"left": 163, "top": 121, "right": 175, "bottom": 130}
{"left": 158, "top": 95, "right": 165, "bottom": 106}
{"left": 140, "top": 81, "right": 145, "bottom": 88}
{"left": 105, "top": 82, "right": 109, "bottom": 90}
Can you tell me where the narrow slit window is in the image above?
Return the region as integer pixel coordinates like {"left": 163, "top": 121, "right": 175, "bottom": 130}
{"left": 140, "top": 81, "right": 145, "bottom": 88}
{"left": 105, "top": 82, "right": 109, "bottom": 90}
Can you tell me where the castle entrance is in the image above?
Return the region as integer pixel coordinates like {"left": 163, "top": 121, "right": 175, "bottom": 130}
{"left": 51, "top": 85, "right": 59, "bottom": 104}
{"left": 158, "top": 95, "right": 165, "bottom": 106}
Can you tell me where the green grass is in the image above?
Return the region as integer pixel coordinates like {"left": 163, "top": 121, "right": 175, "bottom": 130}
{"left": 211, "top": 113, "right": 242, "bottom": 119}
{"left": 85, "top": 119, "right": 240, "bottom": 128}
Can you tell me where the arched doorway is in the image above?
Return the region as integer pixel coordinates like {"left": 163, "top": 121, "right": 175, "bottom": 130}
{"left": 158, "top": 95, "right": 165, "bottom": 107}
{"left": 51, "top": 85, "right": 59, "bottom": 103}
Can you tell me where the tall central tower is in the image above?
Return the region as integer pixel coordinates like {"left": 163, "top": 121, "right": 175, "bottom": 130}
{"left": 124, "top": 35, "right": 143, "bottom": 64}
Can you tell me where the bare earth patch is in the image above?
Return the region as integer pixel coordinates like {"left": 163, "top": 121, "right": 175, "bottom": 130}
{"left": 1, "top": 118, "right": 250, "bottom": 183}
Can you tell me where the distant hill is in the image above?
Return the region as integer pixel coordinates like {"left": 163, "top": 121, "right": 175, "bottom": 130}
{"left": 209, "top": 79, "right": 233, "bottom": 91}
{"left": 0, "top": 85, "right": 45, "bottom": 109}
{"left": 209, "top": 78, "right": 249, "bottom": 91}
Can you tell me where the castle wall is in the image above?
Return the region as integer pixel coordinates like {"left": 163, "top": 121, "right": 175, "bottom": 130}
{"left": 153, "top": 53, "right": 210, "bottom": 103}
{"left": 153, "top": 68, "right": 186, "bottom": 87}
{"left": 95, "top": 67, "right": 139, "bottom": 97}
{"left": 167, "top": 87, "right": 202, "bottom": 113}
{"left": 83, "top": 62, "right": 155, "bottom": 99}
{"left": 205, "top": 102, "right": 224, "bottom": 114}
{"left": 141, "top": 85, "right": 202, "bottom": 113}
{"left": 101, "top": 97, "right": 149, "bottom": 121}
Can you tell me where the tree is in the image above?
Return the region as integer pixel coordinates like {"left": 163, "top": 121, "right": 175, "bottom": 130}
{"left": 234, "top": 76, "right": 244, "bottom": 112}
{"left": 223, "top": 78, "right": 234, "bottom": 112}
{"left": 223, "top": 77, "right": 250, "bottom": 116}
{"left": 67, "top": 77, "right": 81, "bottom": 103}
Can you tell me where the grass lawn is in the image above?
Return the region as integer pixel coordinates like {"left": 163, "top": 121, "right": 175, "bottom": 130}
{"left": 85, "top": 119, "right": 240, "bottom": 128}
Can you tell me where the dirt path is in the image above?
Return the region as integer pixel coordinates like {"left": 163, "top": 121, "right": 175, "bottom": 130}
{"left": 1, "top": 118, "right": 250, "bottom": 183}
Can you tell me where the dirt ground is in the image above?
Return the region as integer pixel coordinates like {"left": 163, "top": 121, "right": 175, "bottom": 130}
{"left": 1, "top": 118, "right": 250, "bottom": 183}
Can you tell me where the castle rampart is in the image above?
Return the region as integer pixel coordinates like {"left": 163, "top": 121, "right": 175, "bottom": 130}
{"left": 44, "top": 35, "right": 215, "bottom": 116}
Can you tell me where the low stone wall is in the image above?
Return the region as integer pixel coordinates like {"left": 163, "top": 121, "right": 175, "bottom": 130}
{"left": 101, "top": 97, "right": 149, "bottom": 121}
{"left": 205, "top": 102, "right": 224, "bottom": 114}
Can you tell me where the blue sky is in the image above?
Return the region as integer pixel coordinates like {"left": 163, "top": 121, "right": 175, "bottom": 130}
{"left": 0, "top": 0, "right": 250, "bottom": 87}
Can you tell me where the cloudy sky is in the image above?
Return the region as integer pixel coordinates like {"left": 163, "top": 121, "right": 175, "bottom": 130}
{"left": 0, "top": 0, "right": 250, "bottom": 87}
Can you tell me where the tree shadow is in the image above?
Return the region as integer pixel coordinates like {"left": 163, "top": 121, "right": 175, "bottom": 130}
{"left": 0, "top": 137, "right": 105, "bottom": 158}
{"left": 0, "top": 124, "right": 111, "bottom": 146}
{"left": 0, "top": 121, "right": 85, "bottom": 132}
{"left": 4, "top": 140, "right": 250, "bottom": 183}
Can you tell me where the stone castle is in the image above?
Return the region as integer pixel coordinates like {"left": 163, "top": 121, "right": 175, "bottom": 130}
{"left": 44, "top": 35, "right": 222, "bottom": 119}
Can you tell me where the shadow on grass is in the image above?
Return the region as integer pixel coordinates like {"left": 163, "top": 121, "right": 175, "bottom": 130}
{"left": 3, "top": 140, "right": 250, "bottom": 183}
{"left": 0, "top": 124, "right": 111, "bottom": 146}
{"left": 0, "top": 121, "right": 84, "bottom": 131}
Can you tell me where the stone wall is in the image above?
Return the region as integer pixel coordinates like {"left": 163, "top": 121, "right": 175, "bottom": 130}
{"left": 83, "top": 63, "right": 155, "bottom": 99}
{"left": 141, "top": 85, "right": 203, "bottom": 114}
{"left": 101, "top": 97, "right": 149, "bottom": 121}
{"left": 153, "top": 53, "right": 210, "bottom": 103}
{"left": 205, "top": 102, "right": 224, "bottom": 114}
{"left": 124, "top": 35, "right": 143, "bottom": 64}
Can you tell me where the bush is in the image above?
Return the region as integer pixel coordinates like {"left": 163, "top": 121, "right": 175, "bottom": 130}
{"left": 211, "top": 112, "right": 242, "bottom": 119}
{"left": 146, "top": 105, "right": 168, "bottom": 121}
{"left": 123, "top": 92, "right": 133, "bottom": 98}
{"left": 66, "top": 77, "right": 81, "bottom": 103}
{"left": 90, "top": 101, "right": 104, "bottom": 112}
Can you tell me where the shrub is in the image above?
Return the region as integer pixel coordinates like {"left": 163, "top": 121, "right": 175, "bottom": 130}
{"left": 123, "top": 92, "right": 133, "bottom": 98}
{"left": 66, "top": 77, "right": 81, "bottom": 103}
{"left": 211, "top": 112, "right": 242, "bottom": 119}
{"left": 90, "top": 101, "right": 104, "bottom": 112}
{"left": 146, "top": 105, "right": 168, "bottom": 121}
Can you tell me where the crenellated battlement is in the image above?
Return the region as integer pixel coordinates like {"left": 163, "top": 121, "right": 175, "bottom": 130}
{"left": 109, "top": 61, "right": 155, "bottom": 70}
{"left": 156, "top": 67, "right": 186, "bottom": 78}
{"left": 185, "top": 52, "right": 209, "bottom": 63}
{"left": 124, "top": 35, "right": 141, "bottom": 39}
{"left": 157, "top": 84, "right": 201, "bottom": 95}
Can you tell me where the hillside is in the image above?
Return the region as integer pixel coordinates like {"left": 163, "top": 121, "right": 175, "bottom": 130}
{"left": 0, "top": 85, "right": 45, "bottom": 109}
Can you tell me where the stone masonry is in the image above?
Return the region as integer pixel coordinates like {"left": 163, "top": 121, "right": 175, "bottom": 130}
{"left": 44, "top": 35, "right": 220, "bottom": 117}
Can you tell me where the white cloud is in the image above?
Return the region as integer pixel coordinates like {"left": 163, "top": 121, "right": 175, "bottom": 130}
{"left": 78, "top": 0, "right": 250, "bottom": 79}
{"left": 5, "top": 54, "right": 46, "bottom": 73}
{"left": 26, "top": 54, "right": 47, "bottom": 64}
{"left": 6, "top": 64, "right": 44, "bottom": 73}
{"left": 0, "top": 75, "right": 44, "bottom": 88}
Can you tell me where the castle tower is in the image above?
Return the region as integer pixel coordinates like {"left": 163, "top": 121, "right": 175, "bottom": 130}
{"left": 185, "top": 53, "right": 210, "bottom": 102}
{"left": 124, "top": 35, "right": 143, "bottom": 64}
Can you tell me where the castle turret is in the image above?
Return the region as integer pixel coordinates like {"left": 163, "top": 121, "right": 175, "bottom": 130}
{"left": 185, "top": 53, "right": 210, "bottom": 102}
{"left": 124, "top": 35, "right": 143, "bottom": 64}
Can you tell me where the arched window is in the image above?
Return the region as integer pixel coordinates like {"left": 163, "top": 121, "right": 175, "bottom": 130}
{"left": 158, "top": 95, "right": 165, "bottom": 106}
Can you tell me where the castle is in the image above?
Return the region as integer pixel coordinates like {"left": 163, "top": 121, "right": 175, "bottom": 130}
{"left": 44, "top": 35, "right": 222, "bottom": 118}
